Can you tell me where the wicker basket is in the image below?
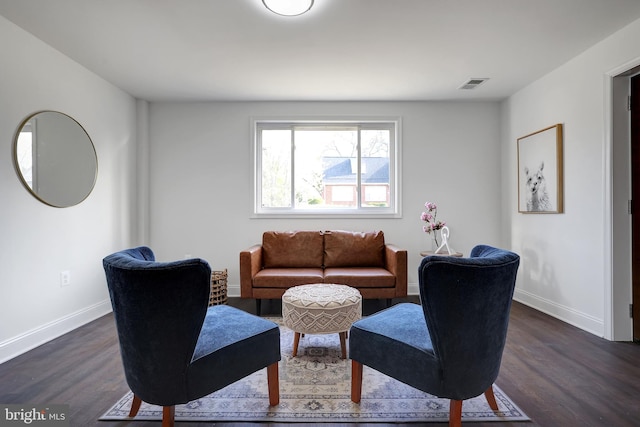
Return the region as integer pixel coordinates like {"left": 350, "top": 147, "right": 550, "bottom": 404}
{"left": 209, "top": 269, "right": 228, "bottom": 306}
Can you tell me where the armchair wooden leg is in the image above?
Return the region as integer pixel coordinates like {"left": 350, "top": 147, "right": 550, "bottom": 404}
{"left": 161, "top": 405, "right": 175, "bottom": 427}
{"left": 484, "top": 385, "right": 499, "bottom": 410}
{"left": 449, "top": 400, "right": 462, "bottom": 427}
{"left": 128, "top": 394, "right": 142, "bottom": 417}
{"left": 351, "top": 360, "right": 363, "bottom": 403}
{"left": 267, "top": 362, "right": 280, "bottom": 406}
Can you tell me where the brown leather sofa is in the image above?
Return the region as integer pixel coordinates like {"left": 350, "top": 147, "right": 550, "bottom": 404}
{"left": 240, "top": 230, "right": 407, "bottom": 313}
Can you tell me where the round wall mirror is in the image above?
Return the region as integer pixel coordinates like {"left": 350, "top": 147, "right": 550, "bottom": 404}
{"left": 13, "top": 111, "right": 97, "bottom": 207}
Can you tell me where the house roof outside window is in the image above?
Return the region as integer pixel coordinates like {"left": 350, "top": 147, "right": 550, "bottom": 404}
{"left": 322, "top": 157, "right": 389, "bottom": 184}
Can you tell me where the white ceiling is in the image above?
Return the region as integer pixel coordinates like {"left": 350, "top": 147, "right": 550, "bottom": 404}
{"left": 2, "top": 0, "right": 640, "bottom": 102}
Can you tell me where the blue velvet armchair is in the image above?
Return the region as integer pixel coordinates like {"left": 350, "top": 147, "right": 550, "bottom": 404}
{"left": 103, "top": 246, "right": 280, "bottom": 427}
{"left": 349, "top": 245, "right": 520, "bottom": 427}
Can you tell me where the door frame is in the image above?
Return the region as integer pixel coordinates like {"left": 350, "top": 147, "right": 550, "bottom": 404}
{"left": 631, "top": 74, "right": 640, "bottom": 341}
{"left": 604, "top": 58, "right": 640, "bottom": 341}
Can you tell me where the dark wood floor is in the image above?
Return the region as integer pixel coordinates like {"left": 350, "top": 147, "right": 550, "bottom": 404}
{"left": 1, "top": 297, "right": 639, "bottom": 427}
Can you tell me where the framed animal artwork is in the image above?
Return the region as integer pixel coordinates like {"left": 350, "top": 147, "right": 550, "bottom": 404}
{"left": 517, "top": 124, "right": 564, "bottom": 213}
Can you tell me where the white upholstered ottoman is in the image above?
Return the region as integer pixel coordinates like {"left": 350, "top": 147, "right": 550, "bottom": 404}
{"left": 282, "top": 283, "right": 362, "bottom": 359}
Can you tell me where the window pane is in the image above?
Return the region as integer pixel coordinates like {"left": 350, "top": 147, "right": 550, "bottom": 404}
{"left": 295, "top": 129, "right": 357, "bottom": 208}
{"left": 364, "top": 185, "right": 387, "bottom": 203}
{"left": 361, "top": 129, "right": 390, "bottom": 207}
{"left": 330, "top": 185, "right": 355, "bottom": 202}
{"left": 261, "top": 129, "right": 291, "bottom": 208}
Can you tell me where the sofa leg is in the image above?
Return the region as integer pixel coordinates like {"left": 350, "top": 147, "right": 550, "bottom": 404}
{"left": 256, "top": 299, "right": 262, "bottom": 315}
{"left": 386, "top": 298, "right": 392, "bottom": 307}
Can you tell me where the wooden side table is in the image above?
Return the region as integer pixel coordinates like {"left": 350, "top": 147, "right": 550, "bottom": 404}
{"left": 420, "top": 250, "right": 463, "bottom": 257}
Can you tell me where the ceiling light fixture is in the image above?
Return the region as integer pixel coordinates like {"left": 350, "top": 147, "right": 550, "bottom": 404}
{"left": 262, "top": 0, "right": 314, "bottom": 16}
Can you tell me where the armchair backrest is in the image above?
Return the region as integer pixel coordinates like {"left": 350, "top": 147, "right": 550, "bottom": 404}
{"left": 418, "top": 245, "right": 520, "bottom": 399}
{"left": 102, "top": 246, "right": 212, "bottom": 403}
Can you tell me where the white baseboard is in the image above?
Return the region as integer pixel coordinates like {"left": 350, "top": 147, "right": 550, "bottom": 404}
{"left": 228, "top": 284, "right": 240, "bottom": 298}
{"left": 0, "top": 300, "right": 112, "bottom": 364}
{"left": 514, "top": 288, "right": 604, "bottom": 338}
{"left": 407, "top": 283, "right": 419, "bottom": 296}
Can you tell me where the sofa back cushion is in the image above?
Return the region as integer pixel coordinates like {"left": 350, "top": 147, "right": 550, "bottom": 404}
{"left": 262, "top": 231, "right": 324, "bottom": 268}
{"left": 323, "top": 230, "right": 385, "bottom": 268}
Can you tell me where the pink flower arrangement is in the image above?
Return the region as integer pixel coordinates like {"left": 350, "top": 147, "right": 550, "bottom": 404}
{"left": 421, "top": 201, "right": 446, "bottom": 246}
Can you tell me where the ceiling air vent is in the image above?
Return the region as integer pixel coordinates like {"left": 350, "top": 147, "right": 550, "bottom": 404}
{"left": 459, "top": 78, "right": 489, "bottom": 90}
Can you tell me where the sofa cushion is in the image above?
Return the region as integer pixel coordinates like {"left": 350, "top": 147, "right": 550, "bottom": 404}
{"left": 324, "top": 267, "right": 395, "bottom": 287}
{"left": 253, "top": 268, "right": 324, "bottom": 288}
{"left": 323, "top": 230, "right": 385, "bottom": 268}
{"left": 262, "top": 231, "right": 324, "bottom": 268}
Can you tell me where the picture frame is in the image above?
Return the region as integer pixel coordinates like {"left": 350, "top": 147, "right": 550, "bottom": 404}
{"left": 517, "top": 124, "right": 564, "bottom": 213}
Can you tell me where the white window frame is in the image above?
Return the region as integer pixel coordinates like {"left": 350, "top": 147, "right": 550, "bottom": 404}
{"left": 252, "top": 117, "right": 401, "bottom": 218}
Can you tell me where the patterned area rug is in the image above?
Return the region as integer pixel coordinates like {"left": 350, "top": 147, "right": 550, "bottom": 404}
{"left": 101, "top": 319, "right": 529, "bottom": 423}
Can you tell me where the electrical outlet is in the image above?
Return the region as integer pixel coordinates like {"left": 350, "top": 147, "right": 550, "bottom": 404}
{"left": 60, "top": 271, "right": 71, "bottom": 287}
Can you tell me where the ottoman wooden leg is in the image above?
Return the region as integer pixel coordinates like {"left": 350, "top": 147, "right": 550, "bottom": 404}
{"left": 339, "top": 331, "right": 347, "bottom": 359}
{"left": 292, "top": 332, "right": 301, "bottom": 357}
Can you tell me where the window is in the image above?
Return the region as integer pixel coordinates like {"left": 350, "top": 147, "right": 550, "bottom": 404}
{"left": 253, "top": 118, "right": 400, "bottom": 217}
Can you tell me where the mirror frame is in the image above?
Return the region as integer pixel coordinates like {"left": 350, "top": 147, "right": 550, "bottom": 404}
{"left": 12, "top": 110, "right": 98, "bottom": 208}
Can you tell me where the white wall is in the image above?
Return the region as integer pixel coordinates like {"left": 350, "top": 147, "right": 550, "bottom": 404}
{"left": 502, "top": 17, "right": 640, "bottom": 339}
{"left": 147, "top": 101, "right": 503, "bottom": 295}
{"left": 0, "top": 16, "right": 138, "bottom": 362}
